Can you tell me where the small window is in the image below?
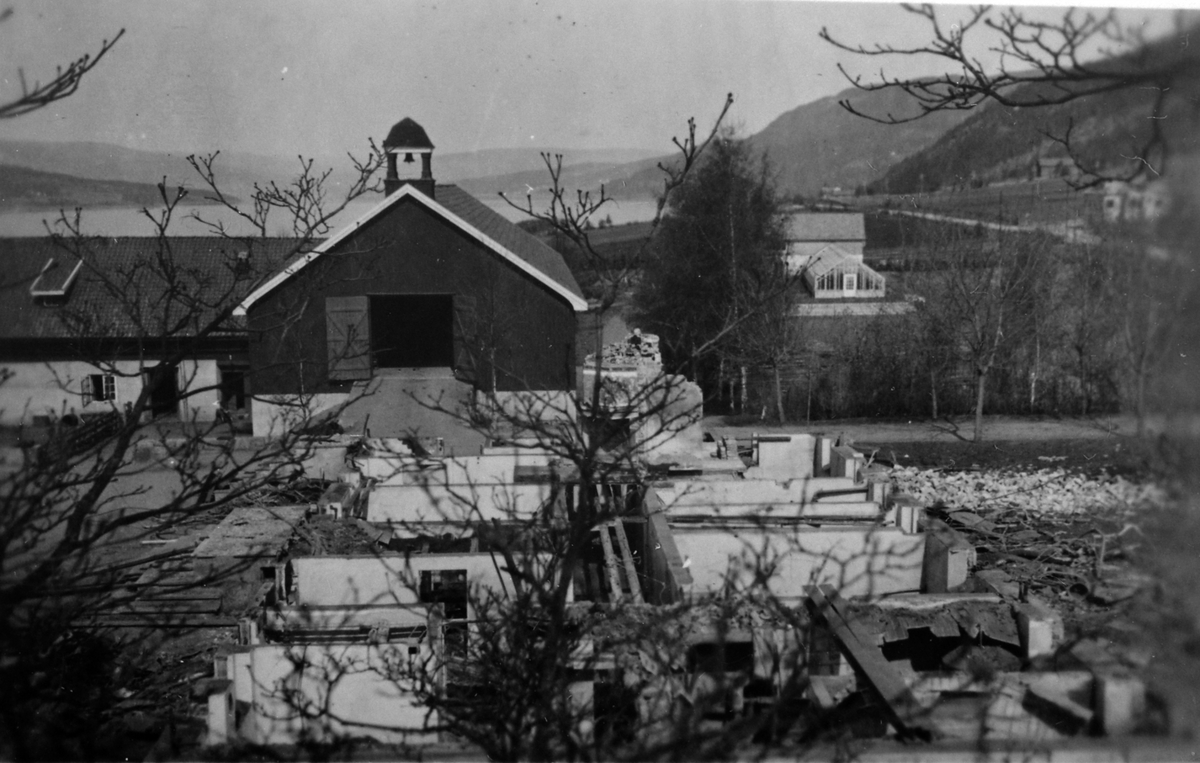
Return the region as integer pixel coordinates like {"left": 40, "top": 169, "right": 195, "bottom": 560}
{"left": 83, "top": 374, "right": 116, "bottom": 405}
{"left": 419, "top": 569, "right": 468, "bottom": 620}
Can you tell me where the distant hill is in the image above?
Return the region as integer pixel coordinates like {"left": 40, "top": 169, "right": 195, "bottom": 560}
{"left": 0, "top": 164, "right": 229, "bottom": 211}
{"left": 0, "top": 138, "right": 664, "bottom": 204}
{"left": 455, "top": 156, "right": 666, "bottom": 200}
{"left": 870, "top": 31, "right": 1200, "bottom": 194}
{"left": 745, "top": 84, "right": 973, "bottom": 198}
{"left": 0, "top": 139, "right": 294, "bottom": 202}
{"left": 436, "top": 147, "right": 663, "bottom": 184}
{"left": 459, "top": 84, "right": 975, "bottom": 201}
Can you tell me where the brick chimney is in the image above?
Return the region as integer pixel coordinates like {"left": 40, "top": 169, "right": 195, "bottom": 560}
{"left": 382, "top": 117, "right": 435, "bottom": 198}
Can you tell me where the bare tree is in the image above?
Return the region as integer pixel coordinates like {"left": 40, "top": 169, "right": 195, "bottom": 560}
{"left": 0, "top": 9, "right": 123, "bottom": 119}
{"left": 820, "top": 6, "right": 1200, "bottom": 184}
{"left": 917, "top": 226, "right": 1051, "bottom": 441}
{"left": 0, "top": 146, "right": 384, "bottom": 758}
{"left": 502, "top": 94, "right": 734, "bottom": 315}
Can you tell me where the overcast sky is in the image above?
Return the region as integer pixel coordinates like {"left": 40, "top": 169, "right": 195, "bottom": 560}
{"left": 0, "top": 1, "right": 1188, "bottom": 160}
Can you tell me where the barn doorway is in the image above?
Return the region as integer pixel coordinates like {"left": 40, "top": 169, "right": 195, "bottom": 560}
{"left": 369, "top": 294, "right": 454, "bottom": 369}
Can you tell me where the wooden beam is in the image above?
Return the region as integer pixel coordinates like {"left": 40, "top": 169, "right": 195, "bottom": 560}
{"left": 612, "top": 520, "right": 644, "bottom": 604}
{"left": 598, "top": 524, "right": 623, "bottom": 603}
{"left": 807, "top": 585, "right": 932, "bottom": 740}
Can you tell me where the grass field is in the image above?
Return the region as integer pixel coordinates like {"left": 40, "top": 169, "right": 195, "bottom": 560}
{"left": 859, "top": 179, "right": 1104, "bottom": 229}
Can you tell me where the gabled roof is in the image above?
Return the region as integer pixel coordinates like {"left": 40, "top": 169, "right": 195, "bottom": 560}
{"left": 802, "top": 248, "right": 872, "bottom": 277}
{"left": 235, "top": 184, "right": 587, "bottom": 315}
{"left": 0, "top": 237, "right": 307, "bottom": 341}
{"left": 785, "top": 212, "right": 866, "bottom": 242}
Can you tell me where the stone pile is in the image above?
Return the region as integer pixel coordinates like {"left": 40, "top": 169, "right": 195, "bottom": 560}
{"left": 890, "top": 466, "right": 1168, "bottom": 517}
{"left": 585, "top": 329, "right": 661, "bottom": 368}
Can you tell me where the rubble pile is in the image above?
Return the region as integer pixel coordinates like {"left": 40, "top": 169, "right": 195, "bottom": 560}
{"left": 890, "top": 466, "right": 1168, "bottom": 517}
{"left": 585, "top": 329, "right": 662, "bottom": 368}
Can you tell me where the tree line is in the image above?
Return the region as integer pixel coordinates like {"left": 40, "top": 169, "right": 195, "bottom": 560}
{"left": 620, "top": 133, "right": 1192, "bottom": 441}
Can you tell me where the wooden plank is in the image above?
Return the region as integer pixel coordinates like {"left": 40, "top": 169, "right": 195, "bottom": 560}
{"left": 75, "top": 614, "right": 238, "bottom": 629}
{"left": 138, "top": 588, "right": 223, "bottom": 601}
{"left": 807, "top": 585, "right": 932, "bottom": 740}
{"left": 612, "top": 520, "right": 644, "bottom": 604}
{"left": 133, "top": 569, "right": 206, "bottom": 588}
{"left": 586, "top": 564, "right": 604, "bottom": 602}
{"left": 597, "top": 525, "right": 623, "bottom": 603}
{"left": 1025, "top": 683, "right": 1093, "bottom": 728}
{"left": 122, "top": 598, "right": 223, "bottom": 614}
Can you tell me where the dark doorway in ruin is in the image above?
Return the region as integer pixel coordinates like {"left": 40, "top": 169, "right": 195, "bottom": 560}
{"left": 369, "top": 294, "right": 454, "bottom": 369}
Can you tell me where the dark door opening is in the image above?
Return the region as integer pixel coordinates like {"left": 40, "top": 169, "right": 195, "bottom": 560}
{"left": 370, "top": 294, "right": 454, "bottom": 368}
{"left": 145, "top": 366, "right": 180, "bottom": 418}
{"left": 218, "top": 365, "right": 247, "bottom": 410}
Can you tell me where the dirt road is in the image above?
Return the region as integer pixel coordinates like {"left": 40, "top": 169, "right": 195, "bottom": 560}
{"left": 706, "top": 414, "right": 1140, "bottom": 444}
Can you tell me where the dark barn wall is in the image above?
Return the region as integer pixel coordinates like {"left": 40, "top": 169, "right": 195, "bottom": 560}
{"left": 247, "top": 195, "right": 577, "bottom": 395}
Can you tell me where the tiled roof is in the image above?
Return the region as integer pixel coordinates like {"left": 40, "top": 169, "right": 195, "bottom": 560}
{"left": 785, "top": 212, "right": 866, "bottom": 242}
{"left": 0, "top": 237, "right": 310, "bottom": 341}
{"left": 434, "top": 185, "right": 584, "bottom": 301}
{"left": 238, "top": 184, "right": 585, "bottom": 313}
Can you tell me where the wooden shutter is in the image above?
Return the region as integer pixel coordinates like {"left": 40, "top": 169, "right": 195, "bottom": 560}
{"left": 453, "top": 294, "right": 477, "bottom": 383}
{"left": 326, "top": 296, "right": 372, "bottom": 381}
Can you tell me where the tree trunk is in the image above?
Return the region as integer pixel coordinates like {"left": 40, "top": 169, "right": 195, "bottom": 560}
{"left": 1029, "top": 334, "right": 1040, "bottom": 412}
{"left": 974, "top": 369, "right": 987, "bottom": 442}
{"left": 740, "top": 365, "right": 748, "bottom": 415}
{"left": 718, "top": 356, "right": 727, "bottom": 413}
{"left": 929, "top": 368, "right": 939, "bottom": 420}
{"left": 773, "top": 364, "right": 786, "bottom": 423}
{"left": 806, "top": 370, "right": 813, "bottom": 423}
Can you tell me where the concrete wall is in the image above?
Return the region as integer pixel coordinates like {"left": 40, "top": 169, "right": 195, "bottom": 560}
{"left": 0, "top": 358, "right": 223, "bottom": 426}
{"left": 290, "top": 553, "right": 569, "bottom": 612}
{"left": 643, "top": 510, "right": 692, "bottom": 604}
{"left": 178, "top": 359, "right": 222, "bottom": 422}
{"left": 746, "top": 434, "right": 816, "bottom": 480}
{"left": 651, "top": 478, "right": 877, "bottom": 518}
{"left": 250, "top": 393, "right": 349, "bottom": 438}
{"left": 359, "top": 451, "right": 553, "bottom": 487}
{"left": 366, "top": 483, "right": 553, "bottom": 524}
{"left": 362, "top": 450, "right": 558, "bottom": 524}
{"left": 236, "top": 642, "right": 436, "bottom": 746}
{"left": 671, "top": 524, "right": 925, "bottom": 600}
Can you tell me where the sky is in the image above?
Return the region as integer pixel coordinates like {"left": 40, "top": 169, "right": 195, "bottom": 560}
{"left": 0, "top": 0, "right": 1189, "bottom": 160}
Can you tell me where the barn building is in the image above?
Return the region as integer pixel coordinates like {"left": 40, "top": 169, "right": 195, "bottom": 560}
{"left": 235, "top": 118, "right": 588, "bottom": 438}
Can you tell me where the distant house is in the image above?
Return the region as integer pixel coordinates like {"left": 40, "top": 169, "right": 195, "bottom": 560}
{"left": 0, "top": 236, "right": 297, "bottom": 428}
{"left": 1032, "top": 156, "right": 1080, "bottom": 181}
{"left": 1103, "top": 179, "right": 1170, "bottom": 223}
{"left": 235, "top": 117, "right": 588, "bottom": 437}
{"left": 784, "top": 210, "right": 887, "bottom": 301}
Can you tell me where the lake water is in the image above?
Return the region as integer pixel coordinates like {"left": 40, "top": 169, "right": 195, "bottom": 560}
{"left": 0, "top": 195, "right": 659, "bottom": 238}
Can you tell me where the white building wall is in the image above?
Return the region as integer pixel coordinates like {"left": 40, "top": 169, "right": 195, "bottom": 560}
{"left": 178, "top": 359, "right": 222, "bottom": 423}
{"left": 671, "top": 524, "right": 925, "bottom": 600}
{"left": 290, "top": 553, "right": 570, "bottom": 611}
{"left": 0, "top": 358, "right": 225, "bottom": 426}
{"left": 250, "top": 393, "right": 349, "bottom": 438}
{"left": 240, "top": 643, "right": 436, "bottom": 746}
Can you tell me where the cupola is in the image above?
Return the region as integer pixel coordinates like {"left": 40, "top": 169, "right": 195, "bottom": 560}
{"left": 383, "top": 117, "right": 435, "bottom": 198}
